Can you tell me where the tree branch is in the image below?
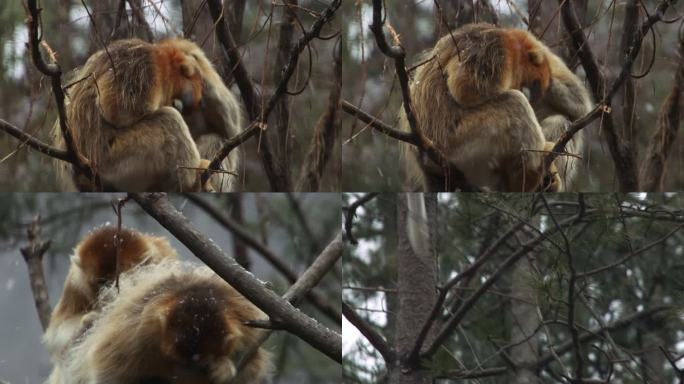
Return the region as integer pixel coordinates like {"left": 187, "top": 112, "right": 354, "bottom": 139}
{"left": 25, "top": 0, "right": 97, "bottom": 187}
{"left": 20, "top": 216, "right": 52, "bottom": 331}
{"left": 184, "top": 194, "right": 341, "bottom": 323}
{"left": 343, "top": 192, "right": 378, "bottom": 245}
{"left": 231, "top": 232, "right": 343, "bottom": 382}
{"left": 342, "top": 302, "right": 394, "bottom": 364}
{"left": 0, "top": 119, "right": 70, "bottom": 162}
{"left": 130, "top": 193, "right": 341, "bottom": 362}
{"left": 554, "top": 0, "right": 679, "bottom": 191}
{"left": 204, "top": 0, "right": 341, "bottom": 191}
{"left": 341, "top": 101, "right": 481, "bottom": 191}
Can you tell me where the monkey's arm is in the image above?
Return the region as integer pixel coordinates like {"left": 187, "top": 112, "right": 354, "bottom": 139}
{"left": 542, "top": 54, "right": 593, "bottom": 121}
{"left": 99, "top": 107, "right": 204, "bottom": 191}
{"left": 449, "top": 90, "right": 560, "bottom": 191}
{"left": 183, "top": 68, "right": 244, "bottom": 191}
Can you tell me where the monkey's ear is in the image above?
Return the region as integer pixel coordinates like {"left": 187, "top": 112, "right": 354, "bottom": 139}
{"left": 528, "top": 50, "right": 545, "bottom": 65}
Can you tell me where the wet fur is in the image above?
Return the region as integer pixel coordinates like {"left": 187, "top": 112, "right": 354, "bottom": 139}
{"left": 59, "top": 261, "right": 271, "bottom": 384}
{"left": 44, "top": 228, "right": 270, "bottom": 384}
{"left": 401, "top": 23, "right": 567, "bottom": 191}
{"left": 53, "top": 38, "right": 243, "bottom": 192}
{"left": 44, "top": 226, "right": 177, "bottom": 384}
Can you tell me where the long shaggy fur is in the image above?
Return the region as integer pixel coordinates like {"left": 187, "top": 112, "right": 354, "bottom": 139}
{"left": 44, "top": 226, "right": 177, "bottom": 384}
{"left": 401, "top": 23, "right": 559, "bottom": 192}
{"left": 53, "top": 38, "right": 243, "bottom": 192}
{"left": 58, "top": 261, "right": 271, "bottom": 384}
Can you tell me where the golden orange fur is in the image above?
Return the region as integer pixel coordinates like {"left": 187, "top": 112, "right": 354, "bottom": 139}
{"left": 53, "top": 38, "right": 243, "bottom": 192}
{"left": 401, "top": 23, "right": 562, "bottom": 191}
{"left": 57, "top": 261, "right": 271, "bottom": 383}
{"left": 43, "top": 226, "right": 177, "bottom": 383}
{"left": 44, "top": 229, "right": 271, "bottom": 384}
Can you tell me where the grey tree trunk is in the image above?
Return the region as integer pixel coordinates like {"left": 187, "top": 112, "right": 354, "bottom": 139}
{"left": 388, "top": 194, "right": 438, "bottom": 384}
{"left": 509, "top": 224, "right": 540, "bottom": 383}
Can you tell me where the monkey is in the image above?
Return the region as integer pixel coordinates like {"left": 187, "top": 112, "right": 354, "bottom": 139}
{"left": 53, "top": 260, "right": 271, "bottom": 384}
{"left": 401, "top": 23, "right": 562, "bottom": 192}
{"left": 53, "top": 38, "right": 243, "bottom": 192}
{"left": 44, "top": 227, "right": 271, "bottom": 384}
{"left": 168, "top": 38, "right": 244, "bottom": 192}
{"left": 43, "top": 226, "right": 178, "bottom": 384}
{"left": 530, "top": 50, "right": 592, "bottom": 189}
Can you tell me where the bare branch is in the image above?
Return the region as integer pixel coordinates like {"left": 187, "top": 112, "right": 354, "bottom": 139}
{"left": 204, "top": 0, "right": 342, "bottom": 191}
{"left": 25, "top": 0, "right": 97, "bottom": 187}
{"left": 232, "top": 232, "right": 343, "bottom": 382}
{"left": 0, "top": 119, "right": 70, "bottom": 162}
{"left": 341, "top": 101, "right": 481, "bottom": 191}
{"left": 342, "top": 302, "right": 394, "bottom": 364}
{"left": 343, "top": 192, "right": 378, "bottom": 245}
{"left": 554, "top": 0, "right": 679, "bottom": 191}
{"left": 130, "top": 193, "right": 341, "bottom": 362}
{"left": 20, "top": 216, "right": 52, "bottom": 331}
{"left": 184, "top": 194, "right": 341, "bottom": 323}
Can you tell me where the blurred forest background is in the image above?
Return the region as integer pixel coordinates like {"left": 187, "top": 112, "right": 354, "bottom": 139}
{"left": 0, "top": 0, "right": 341, "bottom": 192}
{"left": 341, "top": 0, "right": 684, "bottom": 192}
{"left": 343, "top": 193, "right": 684, "bottom": 383}
{"left": 0, "top": 193, "right": 341, "bottom": 383}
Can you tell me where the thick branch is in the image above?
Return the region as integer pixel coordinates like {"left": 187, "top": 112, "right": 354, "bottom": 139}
{"left": 20, "top": 217, "right": 52, "bottom": 331}
{"left": 231, "top": 232, "right": 343, "bottom": 382}
{"left": 0, "top": 119, "right": 70, "bottom": 162}
{"left": 205, "top": 0, "right": 341, "bottom": 191}
{"left": 641, "top": 35, "right": 684, "bottom": 191}
{"left": 342, "top": 302, "right": 394, "bottom": 364}
{"left": 25, "top": 0, "right": 96, "bottom": 185}
{"left": 185, "top": 194, "right": 341, "bottom": 323}
{"left": 131, "top": 193, "right": 341, "bottom": 362}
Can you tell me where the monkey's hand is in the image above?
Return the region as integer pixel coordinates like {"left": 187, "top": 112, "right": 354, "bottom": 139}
{"left": 197, "top": 159, "right": 217, "bottom": 192}
{"left": 542, "top": 142, "right": 562, "bottom": 192}
{"left": 172, "top": 98, "right": 184, "bottom": 113}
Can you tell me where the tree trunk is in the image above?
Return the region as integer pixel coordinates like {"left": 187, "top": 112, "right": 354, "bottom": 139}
{"left": 509, "top": 253, "right": 540, "bottom": 383}
{"left": 388, "top": 193, "right": 438, "bottom": 384}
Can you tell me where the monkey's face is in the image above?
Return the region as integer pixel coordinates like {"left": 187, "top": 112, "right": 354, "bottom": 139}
{"left": 522, "top": 50, "right": 551, "bottom": 102}
{"left": 175, "top": 57, "right": 203, "bottom": 114}
{"left": 506, "top": 30, "right": 552, "bottom": 102}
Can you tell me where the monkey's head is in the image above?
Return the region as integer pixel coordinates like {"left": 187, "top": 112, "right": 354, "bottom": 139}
{"left": 155, "top": 40, "right": 204, "bottom": 113}
{"left": 504, "top": 29, "right": 552, "bottom": 102}
{"left": 158, "top": 280, "right": 243, "bottom": 373}
{"left": 74, "top": 226, "right": 176, "bottom": 290}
